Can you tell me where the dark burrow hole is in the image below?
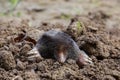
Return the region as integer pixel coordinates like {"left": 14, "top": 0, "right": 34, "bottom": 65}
{"left": 96, "top": 56, "right": 104, "bottom": 60}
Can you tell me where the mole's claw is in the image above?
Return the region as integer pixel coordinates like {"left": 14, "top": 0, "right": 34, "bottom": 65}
{"left": 84, "top": 57, "right": 93, "bottom": 65}
{"left": 27, "top": 47, "right": 41, "bottom": 60}
{"left": 77, "top": 51, "right": 93, "bottom": 66}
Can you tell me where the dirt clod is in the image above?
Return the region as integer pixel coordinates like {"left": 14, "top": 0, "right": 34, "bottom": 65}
{"left": 23, "top": 70, "right": 39, "bottom": 80}
{"left": 0, "top": 50, "right": 16, "bottom": 70}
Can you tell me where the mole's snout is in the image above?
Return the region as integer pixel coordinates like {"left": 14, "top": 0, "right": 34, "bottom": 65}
{"left": 54, "top": 52, "right": 67, "bottom": 63}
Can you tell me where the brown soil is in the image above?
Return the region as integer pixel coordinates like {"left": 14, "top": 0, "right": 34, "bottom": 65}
{"left": 0, "top": 0, "right": 120, "bottom": 80}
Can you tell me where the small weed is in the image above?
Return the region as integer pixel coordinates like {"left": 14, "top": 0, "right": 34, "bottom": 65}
{"left": 16, "top": 12, "right": 21, "bottom": 17}
{"left": 60, "top": 14, "right": 71, "bottom": 20}
{"left": 9, "top": 0, "right": 19, "bottom": 9}
{"left": 0, "top": 0, "right": 20, "bottom": 16}
{"left": 0, "top": 13, "right": 6, "bottom": 16}
{"left": 76, "top": 21, "right": 83, "bottom": 34}
{"left": 91, "top": 0, "right": 101, "bottom": 6}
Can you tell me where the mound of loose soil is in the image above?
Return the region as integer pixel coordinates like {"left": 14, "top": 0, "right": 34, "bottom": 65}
{"left": 0, "top": 11, "right": 120, "bottom": 80}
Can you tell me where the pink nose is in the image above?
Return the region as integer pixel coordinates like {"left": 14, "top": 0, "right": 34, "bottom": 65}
{"left": 57, "top": 53, "right": 66, "bottom": 63}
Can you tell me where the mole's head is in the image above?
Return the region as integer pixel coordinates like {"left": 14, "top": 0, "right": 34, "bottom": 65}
{"left": 54, "top": 45, "right": 69, "bottom": 63}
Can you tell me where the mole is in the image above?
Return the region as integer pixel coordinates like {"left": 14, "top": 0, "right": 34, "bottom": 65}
{"left": 27, "top": 29, "right": 93, "bottom": 66}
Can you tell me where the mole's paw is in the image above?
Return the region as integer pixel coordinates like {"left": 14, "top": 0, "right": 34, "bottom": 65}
{"left": 83, "top": 56, "right": 93, "bottom": 65}
{"left": 77, "top": 51, "right": 93, "bottom": 66}
{"left": 27, "top": 47, "right": 41, "bottom": 61}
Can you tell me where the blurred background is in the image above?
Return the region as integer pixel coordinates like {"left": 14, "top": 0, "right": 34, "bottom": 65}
{"left": 0, "top": 0, "right": 120, "bottom": 28}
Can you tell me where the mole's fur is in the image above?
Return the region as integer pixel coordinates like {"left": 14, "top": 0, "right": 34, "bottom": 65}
{"left": 28, "top": 30, "right": 93, "bottom": 66}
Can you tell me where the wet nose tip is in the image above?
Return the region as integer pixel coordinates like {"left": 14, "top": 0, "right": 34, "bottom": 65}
{"left": 58, "top": 58, "right": 66, "bottom": 63}
{"left": 57, "top": 53, "right": 66, "bottom": 63}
